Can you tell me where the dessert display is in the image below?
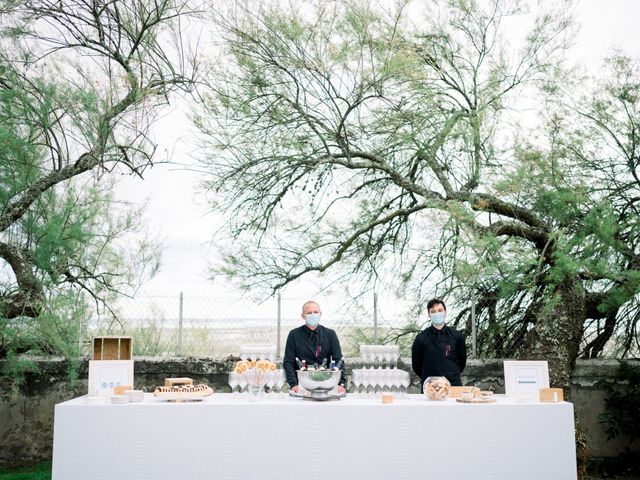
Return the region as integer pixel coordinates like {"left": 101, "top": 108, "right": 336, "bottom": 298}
{"left": 234, "top": 359, "right": 277, "bottom": 375}
{"left": 153, "top": 377, "right": 213, "bottom": 402}
{"left": 233, "top": 359, "right": 276, "bottom": 384}
{"left": 423, "top": 376, "right": 451, "bottom": 400}
{"left": 231, "top": 359, "right": 279, "bottom": 401}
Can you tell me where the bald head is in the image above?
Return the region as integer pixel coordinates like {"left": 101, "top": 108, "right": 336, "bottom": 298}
{"left": 301, "top": 301, "right": 321, "bottom": 316}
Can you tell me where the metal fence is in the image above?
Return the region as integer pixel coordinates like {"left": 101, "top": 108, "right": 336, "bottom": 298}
{"left": 85, "top": 290, "right": 636, "bottom": 359}
{"left": 87, "top": 291, "right": 420, "bottom": 358}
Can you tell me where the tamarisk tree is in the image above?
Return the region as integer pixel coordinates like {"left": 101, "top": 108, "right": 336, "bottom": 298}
{"left": 0, "top": 0, "right": 198, "bottom": 357}
{"left": 195, "top": 0, "right": 640, "bottom": 392}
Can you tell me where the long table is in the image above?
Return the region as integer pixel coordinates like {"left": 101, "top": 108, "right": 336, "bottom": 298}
{"left": 52, "top": 393, "right": 577, "bottom": 479}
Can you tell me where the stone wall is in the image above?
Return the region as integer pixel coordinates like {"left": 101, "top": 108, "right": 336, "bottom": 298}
{"left": 0, "top": 357, "right": 637, "bottom": 467}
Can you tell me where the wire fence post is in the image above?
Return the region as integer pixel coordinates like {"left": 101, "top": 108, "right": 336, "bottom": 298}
{"left": 471, "top": 291, "right": 477, "bottom": 359}
{"left": 373, "top": 291, "right": 378, "bottom": 343}
{"left": 178, "top": 291, "right": 184, "bottom": 356}
{"left": 276, "top": 292, "right": 282, "bottom": 359}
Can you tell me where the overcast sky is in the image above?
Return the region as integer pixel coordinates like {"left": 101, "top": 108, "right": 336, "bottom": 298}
{"left": 113, "top": 0, "right": 640, "bottom": 322}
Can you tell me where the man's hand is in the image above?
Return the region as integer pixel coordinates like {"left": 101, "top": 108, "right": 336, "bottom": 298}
{"left": 337, "top": 385, "right": 346, "bottom": 394}
{"left": 291, "top": 385, "right": 299, "bottom": 393}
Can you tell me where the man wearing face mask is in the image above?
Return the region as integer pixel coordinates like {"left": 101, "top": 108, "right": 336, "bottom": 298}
{"left": 283, "top": 300, "right": 347, "bottom": 394}
{"left": 411, "top": 298, "right": 467, "bottom": 387}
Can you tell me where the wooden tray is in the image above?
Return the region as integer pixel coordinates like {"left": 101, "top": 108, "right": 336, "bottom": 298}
{"left": 154, "top": 384, "right": 213, "bottom": 401}
{"left": 456, "top": 397, "right": 496, "bottom": 404}
{"left": 449, "top": 386, "right": 480, "bottom": 398}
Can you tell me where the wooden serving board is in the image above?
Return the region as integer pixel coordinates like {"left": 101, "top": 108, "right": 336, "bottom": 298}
{"left": 449, "top": 386, "right": 480, "bottom": 398}
{"left": 456, "top": 397, "right": 496, "bottom": 404}
{"left": 154, "top": 384, "right": 213, "bottom": 401}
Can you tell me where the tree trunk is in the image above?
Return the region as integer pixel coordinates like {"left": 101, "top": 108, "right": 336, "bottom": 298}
{"left": 526, "top": 276, "right": 588, "bottom": 479}
{"left": 527, "top": 276, "right": 585, "bottom": 391}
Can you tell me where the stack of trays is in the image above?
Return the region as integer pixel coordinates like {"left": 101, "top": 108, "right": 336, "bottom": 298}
{"left": 124, "top": 390, "right": 144, "bottom": 402}
{"left": 109, "top": 390, "right": 145, "bottom": 404}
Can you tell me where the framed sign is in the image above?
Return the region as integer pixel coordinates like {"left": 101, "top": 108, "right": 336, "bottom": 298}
{"left": 503, "top": 360, "right": 549, "bottom": 398}
{"left": 88, "top": 360, "right": 134, "bottom": 396}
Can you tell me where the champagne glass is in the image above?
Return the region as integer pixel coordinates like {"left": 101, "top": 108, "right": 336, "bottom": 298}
{"left": 374, "top": 369, "right": 383, "bottom": 395}
{"left": 363, "top": 367, "right": 372, "bottom": 397}
{"left": 238, "top": 373, "right": 248, "bottom": 396}
{"left": 353, "top": 369, "right": 364, "bottom": 397}
{"left": 274, "top": 369, "right": 286, "bottom": 397}
{"left": 400, "top": 371, "right": 411, "bottom": 398}
{"left": 228, "top": 372, "right": 240, "bottom": 395}
{"left": 265, "top": 370, "right": 275, "bottom": 397}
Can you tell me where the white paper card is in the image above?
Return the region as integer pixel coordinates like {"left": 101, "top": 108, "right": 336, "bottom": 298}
{"left": 88, "top": 360, "right": 134, "bottom": 396}
{"left": 503, "top": 360, "right": 549, "bottom": 398}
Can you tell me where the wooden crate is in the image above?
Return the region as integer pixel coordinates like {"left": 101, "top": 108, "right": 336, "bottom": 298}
{"left": 539, "top": 387, "right": 564, "bottom": 403}
{"left": 92, "top": 336, "right": 133, "bottom": 360}
{"left": 165, "top": 378, "right": 193, "bottom": 387}
{"left": 449, "top": 386, "right": 480, "bottom": 398}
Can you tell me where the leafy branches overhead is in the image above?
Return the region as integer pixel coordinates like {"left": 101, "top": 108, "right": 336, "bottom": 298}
{"left": 197, "top": 0, "right": 640, "bottom": 374}
{"left": 198, "top": 0, "right": 570, "bottom": 287}
{"left": 0, "top": 1, "right": 198, "bottom": 347}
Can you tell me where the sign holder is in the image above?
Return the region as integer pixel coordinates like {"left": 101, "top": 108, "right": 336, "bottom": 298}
{"left": 503, "top": 360, "right": 550, "bottom": 399}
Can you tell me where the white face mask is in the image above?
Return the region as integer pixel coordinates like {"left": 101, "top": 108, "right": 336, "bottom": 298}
{"left": 306, "top": 313, "right": 320, "bottom": 328}
{"left": 431, "top": 312, "right": 446, "bottom": 326}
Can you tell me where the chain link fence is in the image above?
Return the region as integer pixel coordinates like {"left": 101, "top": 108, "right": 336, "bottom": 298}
{"left": 84, "top": 290, "right": 637, "bottom": 359}
{"left": 86, "top": 291, "right": 417, "bottom": 358}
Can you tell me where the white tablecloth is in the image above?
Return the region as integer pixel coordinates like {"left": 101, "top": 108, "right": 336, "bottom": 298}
{"left": 52, "top": 393, "right": 576, "bottom": 480}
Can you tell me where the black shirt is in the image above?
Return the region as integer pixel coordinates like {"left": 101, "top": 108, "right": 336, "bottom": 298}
{"left": 411, "top": 325, "right": 467, "bottom": 387}
{"left": 283, "top": 324, "right": 346, "bottom": 387}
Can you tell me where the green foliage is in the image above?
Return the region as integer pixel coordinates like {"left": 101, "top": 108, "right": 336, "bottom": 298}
{"left": 0, "top": 461, "right": 51, "bottom": 480}
{"left": 0, "top": 322, "right": 39, "bottom": 386}
{"left": 0, "top": 0, "right": 193, "bottom": 377}
{"left": 0, "top": 289, "right": 87, "bottom": 388}
{"left": 598, "top": 362, "right": 640, "bottom": 442}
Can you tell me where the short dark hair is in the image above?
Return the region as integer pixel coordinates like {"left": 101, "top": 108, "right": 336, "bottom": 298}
{"left": 427, "top": 298, "right": 446, "bottom": 311}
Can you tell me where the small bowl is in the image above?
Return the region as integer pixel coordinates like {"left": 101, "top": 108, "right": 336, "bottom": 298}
{"left": 110, "top": 395, "right": 129, "bottom": 404}
{"left": 479, "top": 390, "right": 494, "bottom": 398}
{"left": 461, "top": 391, "right": 475, "bottom": 401}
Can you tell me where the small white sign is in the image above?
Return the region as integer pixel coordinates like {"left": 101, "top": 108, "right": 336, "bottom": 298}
{"left": 503, "top": 361, "right": 549, "bottom": 398}
{"left": 88, "top": 360, "right": 134, "bottom": 396}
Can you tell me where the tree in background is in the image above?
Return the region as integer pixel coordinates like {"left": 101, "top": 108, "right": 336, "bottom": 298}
{"left": 195, "top": 0, "right": 639, "bottom": 395}
{"left": 0, "top": 0, "right": 199, "bottom": 364}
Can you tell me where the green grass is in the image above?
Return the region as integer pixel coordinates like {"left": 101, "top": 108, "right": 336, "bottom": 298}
{"left": 0, "top": 462, "right": 51, "bottom": 480}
